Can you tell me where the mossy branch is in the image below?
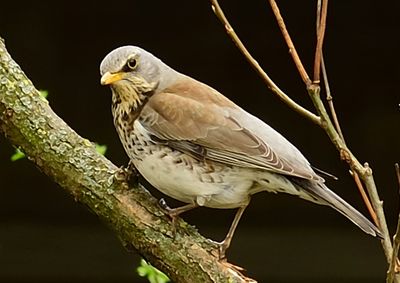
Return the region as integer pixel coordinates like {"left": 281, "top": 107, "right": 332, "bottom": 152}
{"left": 0, "top": 38, "right": 254, "bottom": 283}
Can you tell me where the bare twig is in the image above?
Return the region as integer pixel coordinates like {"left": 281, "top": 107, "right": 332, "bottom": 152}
{"left": 316, "top": 48, "right": 395, "bottom": 275}
{"left": 362, "top": 164, "right": 393, "bottom": 262}
{"left": 268, "top": 0, "right": 312, "bottom": 86}
{"left": 351, "top": 170, "right": 379, "bottom": 226}
{"left": 209, "top": 0, "right": 321, "bottom": 126}
{"left": 210, "top": 0, "right": 394, "bottom": 275}
{"left": 316, "top": 0, "right": 344, "bottom": 140}
{"left": 387, "top": 164, "right": 400, "bottom": 283}
{"left": 308, "top": 85, "right": 393, "bottom": 262}
{"left": 315, "top": 0, "right": 378, "bottom": 228}
{"left": 313, "top": 0, "right": 328, "bottom": 83}
{"left": 322, "top": 56, "right": 345, "bottom": 140}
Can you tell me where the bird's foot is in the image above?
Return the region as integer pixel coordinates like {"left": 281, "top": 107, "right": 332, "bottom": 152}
{"left": 159, "top": 199, "right": 198, "bottom": 237}
{"left": 206, "top": 239, "right": 228, "bottom": 261}
{"left": 159, "top": 198, "right": 180, "bottom": 236}
{"left": 206, "top": 238, "right": 238, "bottom": 263}
{"left": 113, "top": 161, "right": 138, "bottom": 184}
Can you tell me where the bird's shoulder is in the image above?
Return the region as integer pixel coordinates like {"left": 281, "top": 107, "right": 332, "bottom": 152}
{"left": 161, "top": 76, "right": 237, "bottom": 108}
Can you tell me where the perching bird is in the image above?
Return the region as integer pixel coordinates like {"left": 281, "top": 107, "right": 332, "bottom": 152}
{"left": 100, "top": 46, "right": 381, "bottom": 259}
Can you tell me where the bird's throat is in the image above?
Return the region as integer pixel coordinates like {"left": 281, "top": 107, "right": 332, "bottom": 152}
{"left": 111, "top": 77, "right": 157, "bottom": 121}
{"left": 112, "top": 89, "right": 152, "bottom": 128}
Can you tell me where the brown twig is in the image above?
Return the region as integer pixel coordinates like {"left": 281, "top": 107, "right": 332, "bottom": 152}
{"left": 316, "top": 0, "right": 344, "bottom": 141}
{"left": 313, "top": 0, "right": 328, "bottom": 83}
{"left": 322, "top": 56, "right": 345, "bottom": 140}
{"left": 387, "top": 164, "right": 400, "bottom": 283}
{"left": 268, "top": 0, "right": 312, "bottom": 86}
{"left": 209, "top": 0, "right": 320, "bottom": 126}
{"left": 351, "top": 170, "right": 379, "bottom": 226}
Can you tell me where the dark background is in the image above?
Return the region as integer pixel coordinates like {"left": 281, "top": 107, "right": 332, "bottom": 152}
{"left": 0, "top": 1, "right": 399, "bottom": 282}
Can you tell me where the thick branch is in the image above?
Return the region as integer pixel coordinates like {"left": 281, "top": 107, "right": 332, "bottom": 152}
{"left": 0, "top": 38, "right": 254, "bottom": 283}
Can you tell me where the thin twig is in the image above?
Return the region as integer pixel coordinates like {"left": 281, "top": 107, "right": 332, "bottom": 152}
{"left": 209, "top": 0, "right": 321, "bottom": 126}
{"left": 315, "top": 0, "right": 378, "bottom": 227}
{"left": 316, "top": 0, "right": 344, "bottom": 140}
{"left": 362, "top": 164, "right": 393, "bottom": 263}
{"left": 268, "top": 0, "right": 312, "bottom": 86}
{"left": 322, "top": 56, "right": 345, "bottom": 140}
{"left": 316, "top": 0, "right": 343, "bottom": 139}
{"left": 351, "top": 170, "right": 379, "bottom": 226}
{"left": 313, "top": 0, "right": 328, "bottom": 83}
{"left": 387, "top": 164, "right": 400, "bottom": 283}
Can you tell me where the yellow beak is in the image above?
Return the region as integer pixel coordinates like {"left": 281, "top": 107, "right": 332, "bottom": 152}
{"left": 100, "top": 72, "right": 124, "bottom": 85}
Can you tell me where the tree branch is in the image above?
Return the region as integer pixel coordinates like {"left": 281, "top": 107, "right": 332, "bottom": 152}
{"left": 209, "top": 0, "right": 394, "bottom": 276}
{"left": 307, "top": 86, "right": 393, "bottom": 263}
{"left": 0, "top": 38, "right": 255, "bottom": 283}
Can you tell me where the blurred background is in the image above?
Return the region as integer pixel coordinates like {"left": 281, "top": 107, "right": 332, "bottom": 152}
{"left": 0, "top": 1, "right": 399, "bottom": 282}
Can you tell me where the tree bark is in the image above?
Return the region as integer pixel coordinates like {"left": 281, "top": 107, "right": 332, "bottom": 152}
{"left": 0, "top": 38, "right": 254, "bottom": 283}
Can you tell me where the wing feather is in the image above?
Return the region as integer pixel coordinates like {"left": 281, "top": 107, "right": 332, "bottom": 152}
{"left": 139, "top": 77, "right": 322, "bottom": 181}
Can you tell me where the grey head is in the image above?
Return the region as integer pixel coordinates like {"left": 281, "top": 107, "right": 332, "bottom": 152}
{"left": 100, "top": 46, "right": 181, "bottom": 102}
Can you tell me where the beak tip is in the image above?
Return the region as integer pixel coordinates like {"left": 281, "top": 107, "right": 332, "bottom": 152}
{"left": 100, "top": 72, "right": 110, "bottom": 85}
{"left": 100, "top": 71, "right": 120, "bottom": 86}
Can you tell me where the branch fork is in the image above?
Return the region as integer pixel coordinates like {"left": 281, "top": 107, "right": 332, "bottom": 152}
{"left": 209, "top": 0, "right": 397, "bottom": 281}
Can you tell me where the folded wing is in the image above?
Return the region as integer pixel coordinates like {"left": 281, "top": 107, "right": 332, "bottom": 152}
{"left": 139, "top": 76, "right": 322, "bottom": 181}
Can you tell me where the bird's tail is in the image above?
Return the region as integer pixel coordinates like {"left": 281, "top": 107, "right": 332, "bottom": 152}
{"left": 291, "top": 178, "right": 383, "bottom": 238}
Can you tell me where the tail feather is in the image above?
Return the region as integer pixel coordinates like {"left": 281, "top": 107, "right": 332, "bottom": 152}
{"left": 291, "top": 178, "right": 383, "bottom": 238}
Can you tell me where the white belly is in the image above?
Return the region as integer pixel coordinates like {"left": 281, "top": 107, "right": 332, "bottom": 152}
{"left": 134, "top": 147, "right": 255, "bottom": 209}
{"left": 122, "top": 121, "right": 303, "bottom": 209}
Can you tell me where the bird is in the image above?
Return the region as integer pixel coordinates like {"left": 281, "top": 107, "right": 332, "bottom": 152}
{"left": 100, "top": 45, "right": 382, "bottom": 260}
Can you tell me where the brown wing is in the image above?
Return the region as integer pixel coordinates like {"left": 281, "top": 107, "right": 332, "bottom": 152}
{"left": 140, "top": 77, "right": 322, "bottom": 181}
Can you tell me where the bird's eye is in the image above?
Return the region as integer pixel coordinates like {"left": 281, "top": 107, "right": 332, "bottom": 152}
{"left": 126, "top": 58, "right": 138, "bottom": 71}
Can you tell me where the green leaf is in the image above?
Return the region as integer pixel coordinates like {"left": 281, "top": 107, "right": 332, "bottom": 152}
{"left": 10, "top": 148, "right": 26, "bottom": 161}
{"left": 95, "top": 144, "right": 107, "bottom": 156}
{"left": 39, "top": 89, "right": 49, "bottom": 99}
{"left": 137, "top": 259, "right": 170, "bottom": 283}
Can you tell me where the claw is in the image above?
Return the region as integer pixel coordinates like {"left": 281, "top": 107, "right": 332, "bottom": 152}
{"left": 158, "top": 199, "right": 198, "bottom": 236}
{"left": 113, "top": 161, "right": 138, "bottom": 184}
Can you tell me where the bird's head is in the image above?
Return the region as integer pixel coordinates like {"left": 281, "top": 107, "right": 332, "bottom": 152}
{"left": 100, "top": 46, "right": 178, "bottom": 109}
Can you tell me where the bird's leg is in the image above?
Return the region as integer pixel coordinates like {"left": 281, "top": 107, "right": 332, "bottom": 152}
{"left": 218, "top": 205, "right": 248, "bottom": 261}
{"left": 159, "top": 199, "right": 198, "bottom": 234}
